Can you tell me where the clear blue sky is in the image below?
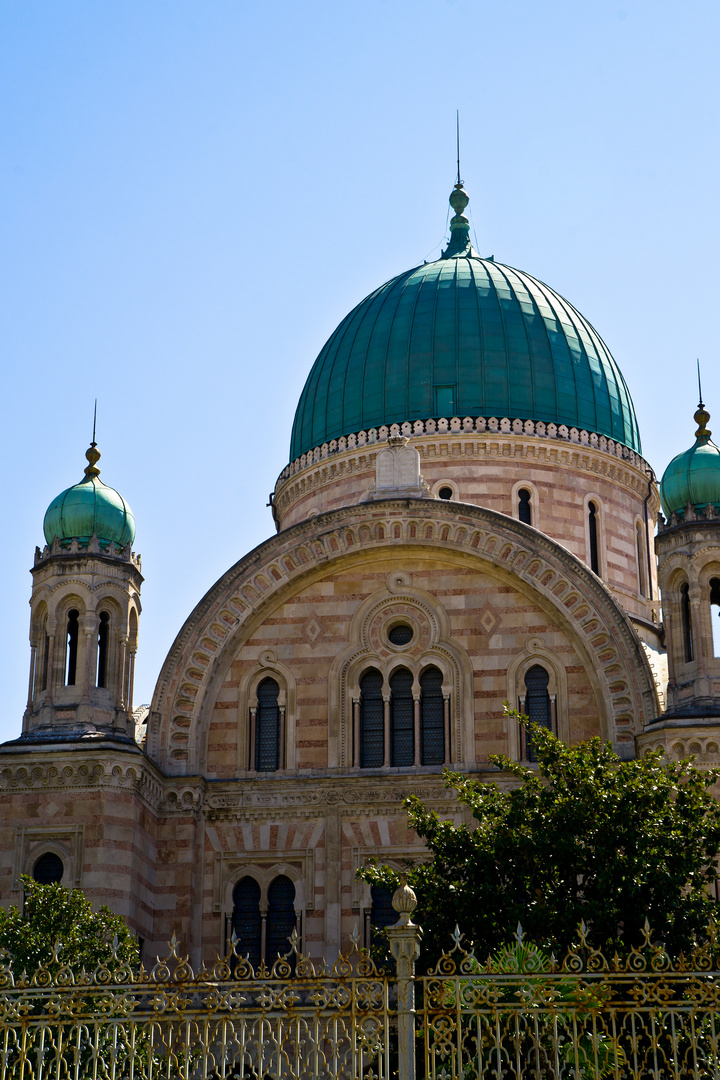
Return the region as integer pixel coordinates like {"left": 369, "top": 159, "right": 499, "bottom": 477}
{"left": 1, "top": 0, "right": 718, "bottom": 741}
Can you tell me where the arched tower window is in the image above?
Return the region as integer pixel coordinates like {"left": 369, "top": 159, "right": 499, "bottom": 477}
{"left": 588, "top": 501, "right": 600, "bottom": 575}
{"left": 32, "top": 852, "right": 64, "bottom": 884}
{"left": 523, "top": 664, "right": 552, "bottom": 761}
{"left": 231, "top": 877, "right": 261, "bottom": 970}
{"left": 711, "top": 578, "right": 720, "bottom": 658}
{"left": 40, "top": 625, "right": 50, "bottom": 693}
{"left": 255, "top": 677, "right": 280, "bottom": 772}
{"left": 65, "top": 609, "right": 79, "bottom": 686}
{"left": 681, "top": 583, "right": 694, "bottom": 663}
{"left": 420, "top": 666, "right": 445, "bottom": 765}
{"left": 518, "top": 488, "right": 532, "bottom": 525}
{"left": 96, "top": 611, "right": 110, "bottom": 688}
{"left": 636, "top": 523, "right": 647, "bottom": 597}
{"left": 266, "top": 875, "right": 296, "bottom": 965}
{"left": 360, "top": 669, "right": 384, "bottom": 768}
{"left": 390, "top": 668, "right": 414, "bottom": 766}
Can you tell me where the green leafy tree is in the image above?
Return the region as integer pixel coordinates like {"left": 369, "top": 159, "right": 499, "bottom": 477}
{"left": 0, "top": 876, "right": 139, "bottom": 976}
{"left": 361, "top": 710, "right": 720, "bottom": 961}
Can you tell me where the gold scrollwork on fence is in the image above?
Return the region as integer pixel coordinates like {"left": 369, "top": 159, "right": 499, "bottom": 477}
{"left": 0, "top": 928, "right": 391, "bottom": 1080}
{"left": 419, "top": 922, "right": 720, "bottom": 1080}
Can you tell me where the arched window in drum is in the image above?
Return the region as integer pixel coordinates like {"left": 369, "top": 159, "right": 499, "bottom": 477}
{"left": 518, "top": 488, "right": 532, "bottom": 525}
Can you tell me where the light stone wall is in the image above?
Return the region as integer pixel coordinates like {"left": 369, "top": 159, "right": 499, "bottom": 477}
{"left": 273, "top": 433, "right": 660, "bottom": 625}
{"left": 204, "top": 555, "right": 600, "bottom": 779}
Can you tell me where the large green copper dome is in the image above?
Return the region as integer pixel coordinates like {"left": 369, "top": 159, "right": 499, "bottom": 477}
{"left": 660, "top": 405, "right": 720, "bottom": 518}
{"left": 43, "top": 443, "right": 135, "bottom": 549}
{"left": 290, "top": 184, "right": 641, "bottom": 460}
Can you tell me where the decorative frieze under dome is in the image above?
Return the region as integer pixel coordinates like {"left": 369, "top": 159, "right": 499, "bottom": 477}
{"left": 279, "top": 414, "right": 649, "bottom": 481}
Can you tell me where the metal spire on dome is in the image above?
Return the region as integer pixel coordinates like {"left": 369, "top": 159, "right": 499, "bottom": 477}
{"left": 440, "top": 114, "right": 473, "bottom": 259}
{"left": 84, "top": 399, "right": 101, "bottom": 478}
{"left": 694, "top": 361, "right": 711, "bottom": 443}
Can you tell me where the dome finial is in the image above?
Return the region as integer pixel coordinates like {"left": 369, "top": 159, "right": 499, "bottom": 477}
{"left": 441, "top": 112, "right": 472, "bottom": 259}
{"left": 84, "top": 399, "right": 101, "bottom": 478}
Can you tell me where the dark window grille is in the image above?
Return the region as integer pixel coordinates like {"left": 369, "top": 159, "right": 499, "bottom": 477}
{"left": 636, "top": 525, "right": 647, "bottom": 597}
{"left": 97, "top": 611, "right": 110, "bottom": 688}
{"left": 231, "top": 877, "right": 261, "bottom": 970}
{"left": 266, "top": 875, "right": 296, "bottom": 967}
{"left": 256, "top": 677, "right": 280, "bottom": 772}
{"left": 40, "top": 630, "right": 49, "bottom": 692}
{"left": 518, "top": 488, "right": 532, "bottom": 525}
{"left": 32, "top": 852, "right": 64, "bottom": 884}
{"left": 681, "top": 583, "right": 694, "bottom": 663}
{"left": 388, "top": 624, "right": 413, "bottom": 646}
{"left": 420, "top": 666, "right": 445, "bottom": 764}
{"left": 369, "top": 884, "right": 399, "bottom": 948}
{"left": 524, "top": 664, "right": 552, "bottom": 762}
{"left": 390, "top": 668, "right": 414, "bottom": 766}
{"left": 588, "top": 502, "right": 600, "bottom": 575}
{"left": 360, "top": 669, "right": 384, "bottom": 768}
{"left": 65, "top": 609, "right": 79, "bottom": 686}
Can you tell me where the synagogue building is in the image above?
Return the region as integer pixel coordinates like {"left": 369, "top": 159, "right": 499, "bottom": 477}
{"left": 2, "top": 181, "right": 720, "bottom": 965}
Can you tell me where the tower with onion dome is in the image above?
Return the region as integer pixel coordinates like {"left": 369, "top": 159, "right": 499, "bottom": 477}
{"left": 22, "top": 440, "right": 142, "bottom": 741}
{"left": 652, "top": 398, "right": 720, "bottom": 721}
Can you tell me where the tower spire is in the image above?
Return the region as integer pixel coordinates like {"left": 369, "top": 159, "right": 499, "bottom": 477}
{"left": 456, "top": 109, "right": 461, "bottom": 187}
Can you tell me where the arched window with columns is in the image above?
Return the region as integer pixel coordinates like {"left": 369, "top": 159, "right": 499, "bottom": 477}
{"left": 359, "top": 668, "right": 384, "bottom": 767}
{"left": 711, "top": 578, "right": 720, "bottom": 658}
{"left": 65, "top": 609, "right": 79, "bottom": 686}
{"left": 231, "top": 876, "right": 262, "bottom": 969}
{"left": 681, "top": 582, "right": 694, "bottom": 663}
{"left": 420, "top": 666, "right": 445, "bottom": 764}
{"left": 390, "top": 668, "right": 414, "bottom": 766}
{"left": 266, "top": 875, "right": 297, "bottom": 966}
{"left": 96, "top": 611, "right": 110, "bottom": 688}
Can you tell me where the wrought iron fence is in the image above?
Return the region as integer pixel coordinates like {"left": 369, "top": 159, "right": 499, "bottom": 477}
{"left": 417, "top": 921, "right": 720, "bottom": 1080}
{"left": 2, "top": 893, "right": 720, "bottom": 1080}
{"left": 0, "top": 928, "right": 391, "bottom": 1080}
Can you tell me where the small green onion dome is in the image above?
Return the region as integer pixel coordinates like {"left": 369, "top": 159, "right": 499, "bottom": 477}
{"left": 43, "top": 443, "right": 135, "bottom": 548}
{"left": 660, "top": 405, "right": 720, "bottom": 518}
{"left": 290, "top": 183, "right": 641, "bottom": 460}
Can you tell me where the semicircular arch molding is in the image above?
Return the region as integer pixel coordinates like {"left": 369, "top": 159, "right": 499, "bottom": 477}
{"left": 148, "top": 500, "right": 659, "bottom": 773}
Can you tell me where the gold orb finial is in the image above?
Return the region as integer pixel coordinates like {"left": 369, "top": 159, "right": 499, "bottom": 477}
{"left": 84, "top": 442, "right": 101, "bottom": 478}
{"left": 695, "top": 406, "right": 711, "bottom": 443}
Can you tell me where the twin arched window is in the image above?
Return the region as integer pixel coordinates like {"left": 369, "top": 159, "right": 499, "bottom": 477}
{"left": 358, "top": 666, "right": 446, "bottom": 768}
{"left": 231, "top": 874, "right": 297, "bottom": 970}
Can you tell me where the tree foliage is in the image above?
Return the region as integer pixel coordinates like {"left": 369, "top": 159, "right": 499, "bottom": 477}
{"left": 0, "top": 877, "right": 139, "bottom": 976}
{"left": 361, "top": 712, "right": 720, "bottom": 961}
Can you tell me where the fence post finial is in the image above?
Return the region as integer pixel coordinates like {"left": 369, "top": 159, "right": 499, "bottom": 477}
{"left": 387, "top": 877, "right": 422, "bottom": 1080}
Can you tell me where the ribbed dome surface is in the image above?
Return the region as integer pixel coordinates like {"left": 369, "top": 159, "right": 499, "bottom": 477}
{"left": 291, "top": 238, "right": 640, "bottom": 461}
{"left": 43, "top": 445, "right": 135, "bottom": 548}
